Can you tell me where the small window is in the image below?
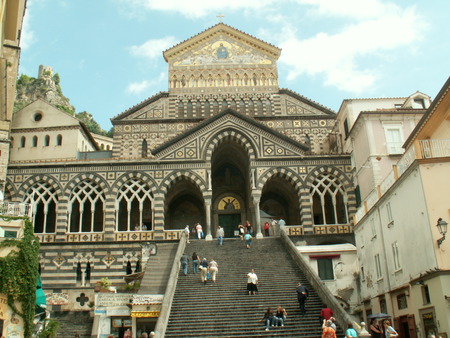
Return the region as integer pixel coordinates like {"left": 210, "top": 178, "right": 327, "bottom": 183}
{"left": 4, "top": 230, "right": 18, "bottom": 238}
{"left": 44, "top": 135, "right": 50, "bottom": 146}
{"left": 343, "top": 119, "right": 350, "bottom": 139}
{"left": 386, "top": 202, "right": 393, "bottom": 226}
{"left": 422, "top": 285, "right": 431, "bottom": 304}
{"left": 34, "top": 112, "right": 43, "bottom": 121}
{"left": 32, "top": 136, "right": 38, "bottom": 147}
{"left": 20, "top": 136, "right": 26, "bottom": 148}
{"left": 375, "top": 254, "right": 382, "bottom": 279}
{"left": 317, "top": 258, "right": 334, "bottom": 280}
{"left": 397, "top": 294, "right": 407, "bottom": 310}
{"left": 392, "top": 241, "right": 401, "bottom": 270}
{"left": 56, "top": 134, "right": 63, "bottom": 146}
{"left": 413, "top": 98, "right": 425, "bottom": 108}
{"left": 379, "top": 298, "right": 387, "bottom": 314}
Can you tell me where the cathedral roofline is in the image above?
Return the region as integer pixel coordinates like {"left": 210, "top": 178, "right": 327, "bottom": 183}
{"left": 279, "top": 89, "right": 336, "bottom": 115}
{"left": 151, "top": 108, "right": 309, "bottom": 156}
{"left": 163, "top": 23, "right": 281, "bottom": 62}
{"left": 111, "top": 91, "right": 169, "bottom": 122}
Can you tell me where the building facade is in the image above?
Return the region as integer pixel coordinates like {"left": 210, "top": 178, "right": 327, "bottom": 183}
{"left": 354, "top": 78, "right": 450, "bottom": 338}
{"left": 5, "top": 23, "right": 357, "bottom": 334}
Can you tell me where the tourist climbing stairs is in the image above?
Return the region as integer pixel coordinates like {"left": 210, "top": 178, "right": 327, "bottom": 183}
{"left": 164, "top": 237, "right": 340, "bottom": 337}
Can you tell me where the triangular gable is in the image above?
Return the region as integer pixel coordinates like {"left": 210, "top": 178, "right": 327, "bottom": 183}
{"left": 280, "top": 89, "right": 336, "bottom": 116}
{"left": 111, "top": 92, "right": 169, "bottom": 123}
{"left": 12, "top": 98, "right": 81, "bottom": 129}
{"left": 163, "top": 23, "right": 281, "bottom": 65}
{"left": 152, "top": 109, "right": 309, "bottom": 161}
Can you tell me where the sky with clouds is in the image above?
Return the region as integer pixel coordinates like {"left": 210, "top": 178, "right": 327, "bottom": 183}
{"left": 19, "top": 0, "right": 450, "bottom": 130}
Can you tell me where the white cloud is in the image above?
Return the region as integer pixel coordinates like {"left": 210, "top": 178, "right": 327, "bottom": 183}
{"left": 278, "top": 2, "right": 426, "bottom": 93}
{"left": 127, "top": 80, "right": 151, "bottom": 94}
{"left": 129, "top": 37, "right": 178, "bottom": 60}
{"left": 121, "top": 0, "right": 276, "bottom": 18}
{"left": 126, "top": 72, "right": 166, "bottom": 95}
{"left": 20, "top": 8, "right": 36, "bottom": 50}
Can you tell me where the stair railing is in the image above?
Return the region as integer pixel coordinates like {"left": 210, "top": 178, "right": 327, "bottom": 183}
{"left": 153, "top": 232, "right": 187, "bottom": 337}
{"left": 280, "top": 229, "right": 357, "bottom": 331}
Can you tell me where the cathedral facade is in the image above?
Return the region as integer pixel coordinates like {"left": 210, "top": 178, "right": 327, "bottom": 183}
{"left": 6, "top": 24, "right": 355, "bottom": 297}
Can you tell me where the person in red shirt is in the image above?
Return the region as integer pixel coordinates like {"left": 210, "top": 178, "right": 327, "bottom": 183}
{"left": 320, "top": 305, "right": 334, "bottom": 322}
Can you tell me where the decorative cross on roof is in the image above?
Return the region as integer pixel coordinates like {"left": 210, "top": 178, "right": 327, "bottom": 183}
{"left": 217, "top": 14, "right": 224, "bottom": 23}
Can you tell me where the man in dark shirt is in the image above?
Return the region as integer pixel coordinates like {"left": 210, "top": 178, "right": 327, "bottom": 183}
{"left": 296, "top": 283, "right": 309, "bottom": 315}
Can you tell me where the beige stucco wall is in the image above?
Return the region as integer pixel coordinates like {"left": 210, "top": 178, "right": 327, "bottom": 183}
{"left": 419, "top": 161, "right": 450, "bottom": 270}
{"left": 298, "top": 244, "right": 359, "bottom": 308}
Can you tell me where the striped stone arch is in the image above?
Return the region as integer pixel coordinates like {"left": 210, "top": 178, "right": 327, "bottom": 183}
{"left": 305, "top": 166, "right": 352, "bottom": 190}
{"left": 256, "top": 167, "right": 303, "bottom": 195}
{"left": 203, "top": 128, "right": 257, "bottom": 162}
{"left": 17, "top": 174, "right": 63, "bottom": 201}
{"left": 64, "top": 173, "right": 110, "bottom": 197}
{"left": 159, "top": 170, "right": 207, "bottom": 195}
{"left": 4, "top": 178, "right": 18, "bottom": 201}
{"left": 304, "top": 165, "right": 356, "bottom": 226}
{"left": 111, "top": 171, "right": 159, "bottom": 196}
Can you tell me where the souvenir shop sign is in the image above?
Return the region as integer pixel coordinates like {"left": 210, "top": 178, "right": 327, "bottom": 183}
{"left": 132, "top": 294, "right": 163, "bottom": 305}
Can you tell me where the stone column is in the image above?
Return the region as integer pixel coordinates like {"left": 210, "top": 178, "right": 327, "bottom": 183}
{"left": 205, "top": 199, "right": 212, "bottom": 240}
{"left": 152, "top": 192, "right": 166, "bottom": 240}
{"left": 253, "top": 195, "right": 263, "bottom": 239}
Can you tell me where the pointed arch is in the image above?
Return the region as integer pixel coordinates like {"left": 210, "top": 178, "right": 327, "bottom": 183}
{"left": 142, "top": 139, "right": 148, "bottom": 158}
{"left": 67, "top": 178, "right": 106, "bottom": 233}
{"left": 203, "top": 128, "right": 257, "bottom": 162}
{"left": 306, "top": 167, "right": 352, "bottom": 225}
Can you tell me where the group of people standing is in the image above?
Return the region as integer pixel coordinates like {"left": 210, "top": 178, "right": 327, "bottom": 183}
{"left": 181, "top": 252, "right": 219, "bottom": 284}
{"left": 263, "top": 218, "right": 285, "bottom": 237}
{"left": 370, "top": 318, "right": 399, "bottom": 338}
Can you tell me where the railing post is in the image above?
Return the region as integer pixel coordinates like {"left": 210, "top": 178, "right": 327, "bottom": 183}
{"left": 414, "top": 140, "right": 424, "bottom": 159}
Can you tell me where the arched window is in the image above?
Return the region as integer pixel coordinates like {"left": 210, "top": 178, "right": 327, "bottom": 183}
{"left": 221, "top": 99, "right": 227, "bottom": 110}
{"left": 204, "top": 100, "right": 210, "bottom": 115}
{"left": 68, "top": 179, "right": 105, "bottom": 233}
{"left": 266, "top": 99, "right": 272, "bottom": 113}
{"left": 213, "top": 100, "right": 219, "bottom": 114}
{"left": 116, "top": 178, "right": 153, "bottom": 231}
{"left": 23, "top": 181, "right": 57, "bottom": 233}
{"left": 248, "top": 99, "right": 254, "bottom": 115}
{"left": 234, "top": 73, "right": 240, "bottom": 86}
{"left": 20, "top": 136, "right": 26, "bottom": 148}
{"left": 195, "top": 100, "right": 201, "bottom": 116}
{"left": 310, "top": 173, "right": 348, "bottom": 225}
{"left": 231, "top": 99, "right": 237, "bottom": 111}
{"left": 239, "top": 99, "right": 245, "bottom": 113}
{"left": 44, "top": 135, "right": 50, "bottom": 146}
{"left": 256, "top": 99, "right": 263, "bottom": 115}
{"left": 199, "top": 75, "right": 205, "bottom": 87}
{"left": 187, "top": 100, "right": 193, "bottom": 117}
{"left": 142, "top": 139, "right": 148, "bottom": 158}
{"left": 178, "top": 101, "right": 184, "bottom": 115}
{"left": 32, "top": 136, "right": 38, "bottom": 147}
{"left": 10, "top": 137, "right": 14, "bottom": 148}
{"left": 56, "top": 134, "right": 63, "bottom": 146}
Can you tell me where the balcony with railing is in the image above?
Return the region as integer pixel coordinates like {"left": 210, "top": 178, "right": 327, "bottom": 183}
{"left": 354, "top": 139, "right": 450, "bottom": 223}
{"left": 0, "top": 201, "right": 32, "bottom": 239}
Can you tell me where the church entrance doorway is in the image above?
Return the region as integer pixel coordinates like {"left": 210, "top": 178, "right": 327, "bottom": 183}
{"left": 218, "top": 213, "right": 241, "bottom": 238}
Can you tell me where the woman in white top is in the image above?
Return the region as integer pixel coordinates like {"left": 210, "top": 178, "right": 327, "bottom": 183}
{"left": 209, "top": 259, "right": 219, "bottom": 283}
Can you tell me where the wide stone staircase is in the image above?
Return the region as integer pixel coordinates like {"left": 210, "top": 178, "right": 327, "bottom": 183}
{"left": 165, "top": 237, "right": 341, "bottom": 337}
{"left": 139, "top": 242, "right": 179, "bottom": 294}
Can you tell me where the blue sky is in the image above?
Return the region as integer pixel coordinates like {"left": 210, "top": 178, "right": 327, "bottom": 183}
{"left": 19, "top": 0, "right": 450, "bottom": 131}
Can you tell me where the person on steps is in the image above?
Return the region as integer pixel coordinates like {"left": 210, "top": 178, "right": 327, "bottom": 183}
{"left": 244, "top": 232, "right": 252, "bottom": 249}
{"left": 260, "top": 307, "right": 276, "bottom": 331}
{"left": 192, "top": 252, "right": 200, "bottom": 273}
{"left": 180, "top": 253, "right": 189, "bottom": 276}
{"left": 208, "top": 259, "right": 218, "bottom": 284}
{"left": 275, "top": 306, "right": 287, "bottom": 326}
{"left": 217, "top": 226, "right": 224, "bottom": 246}
{"left": 247, "top": 269, "right": 258, "bottom": 295}
{"left": 296, "top": 282, "right": 308, "bottom": 315}
{"left": 199, "top": 257, "right": 209, "bottom": 284}
{"left": 322, "top": 320, "right": 337, "bottom": 338}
